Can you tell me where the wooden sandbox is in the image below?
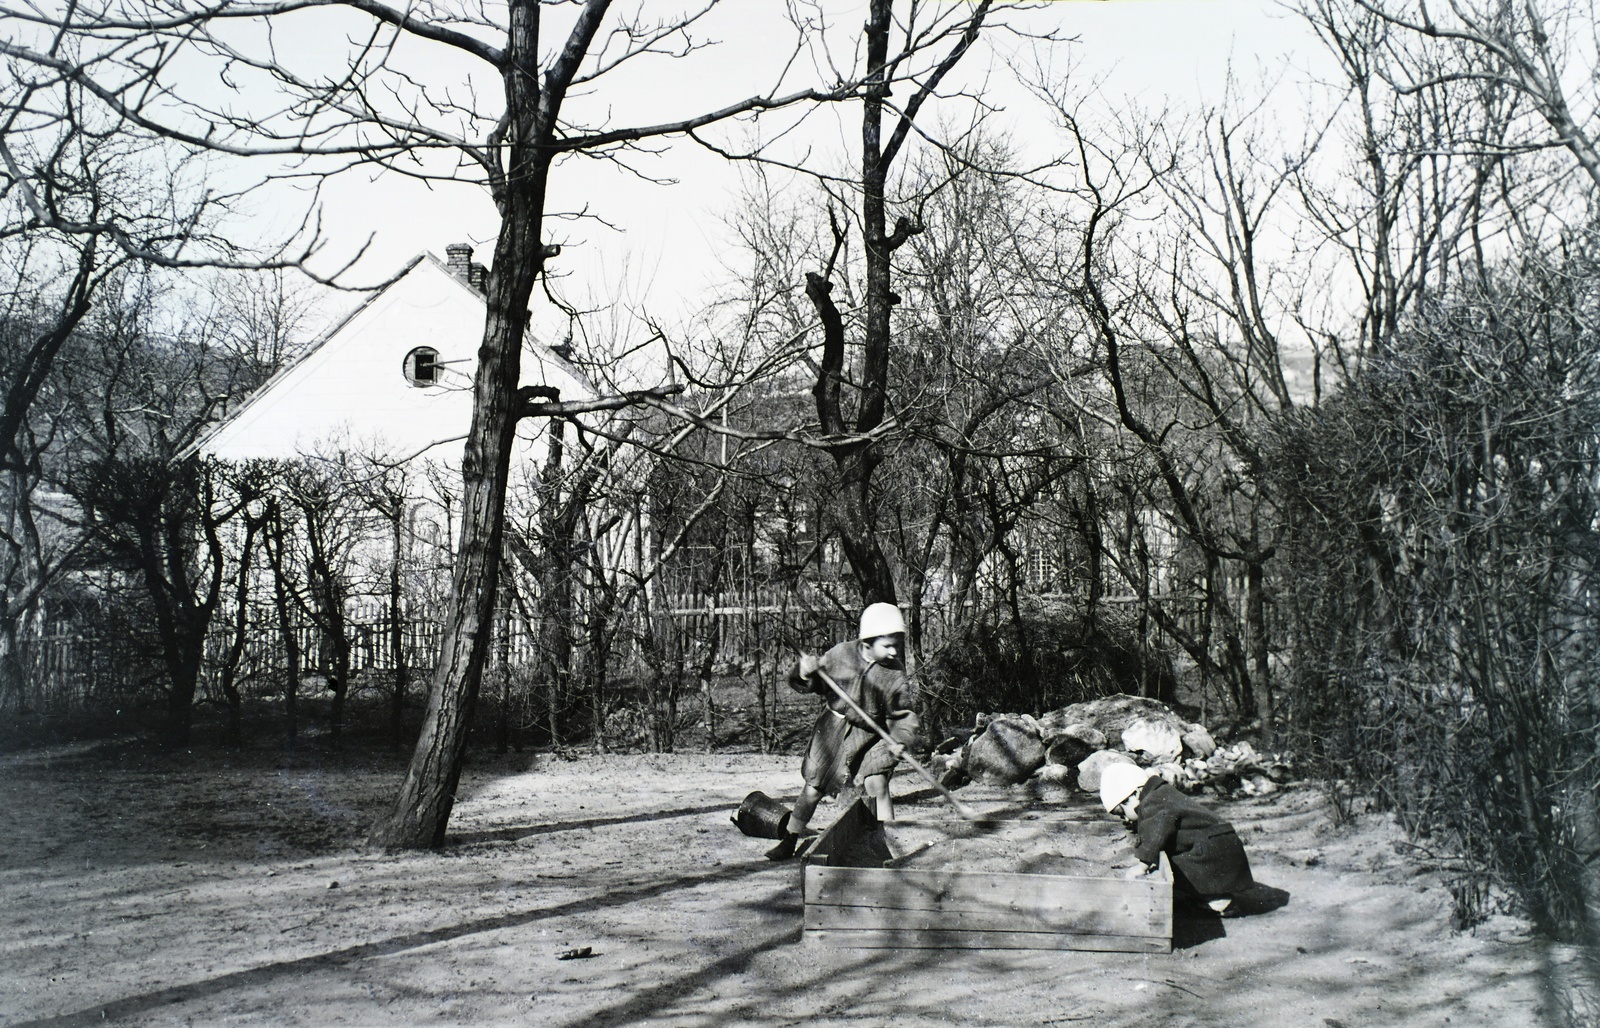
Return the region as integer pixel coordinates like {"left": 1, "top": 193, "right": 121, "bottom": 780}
{"left": 801, "top": 789, "right": 1172, "bottom": 952}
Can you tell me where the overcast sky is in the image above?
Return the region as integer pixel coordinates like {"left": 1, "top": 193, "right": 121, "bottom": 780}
{"left": 281, "top": 0, "right": 1322, "bottom": 342}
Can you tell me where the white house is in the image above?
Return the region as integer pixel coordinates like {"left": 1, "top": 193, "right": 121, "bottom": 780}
{"left": 197, "top": 244, "right": 597, "bottom": 467}
{"left": 192, "top": 243, "right": 611, "bottom": 658}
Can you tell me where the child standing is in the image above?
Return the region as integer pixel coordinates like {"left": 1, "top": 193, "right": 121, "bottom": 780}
{"left": 1099, "top": 763, "right": 1255, "bottom": 915}
{"left": 765, "top": 602, "right": 920, "bottom": 861}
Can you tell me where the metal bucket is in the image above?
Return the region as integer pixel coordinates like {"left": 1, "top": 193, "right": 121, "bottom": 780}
{"left": 732, "top": 790, "right": 792, "bottom": 839}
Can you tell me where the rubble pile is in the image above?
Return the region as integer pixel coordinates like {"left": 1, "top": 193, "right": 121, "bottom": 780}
{"left": 928, "top": 695, "right": 1293, "bottom": 797}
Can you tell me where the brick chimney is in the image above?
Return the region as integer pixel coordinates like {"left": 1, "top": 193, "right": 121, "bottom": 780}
{"left": 468, "top": 262, "right": 488, "bottom": 291}
{"left": 444, "top": 243, "right": 473, "bottom": 283}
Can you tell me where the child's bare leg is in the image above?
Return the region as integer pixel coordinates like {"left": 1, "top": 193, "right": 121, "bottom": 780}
{"left": 864, "top": 774, "right": 893, "bottom": 822}
{"left": 789, "top": 784, "right": 822, "bottom": 833}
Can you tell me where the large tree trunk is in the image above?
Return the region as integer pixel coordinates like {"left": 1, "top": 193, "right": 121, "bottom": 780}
{"left": 835, "top": 454, "right": 897, "bottom": 603}
{"left": 803, "top": 266, "right": 896, "bottom": 604}
{"left": 833, "top": 0, "right": 899, "bottom": 606}
{"left": 367, "top": 0, "right": 586, "bottom": 849}
{"left": 157, "top": 604, "right": 208, "bottom": 749}
{"left": 801, "top": 0, "right": 990, "bottom": 608}
{"left": 366, "top": 191, "right": 546, "bottom": 844}
{"left": 366, "top": 245, "right": 531, "bottom": 844}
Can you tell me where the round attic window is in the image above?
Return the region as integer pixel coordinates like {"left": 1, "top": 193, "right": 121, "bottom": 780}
{"left": 404, "top": 346, "right": 440, "bottom": 387}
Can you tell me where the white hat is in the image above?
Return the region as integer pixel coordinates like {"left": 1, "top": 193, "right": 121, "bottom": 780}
{"left": 1099, "top": 763, "right": 1154, "bottom": 812}
{"left": 858, "top": 602, "right": 906, "bottom": 640}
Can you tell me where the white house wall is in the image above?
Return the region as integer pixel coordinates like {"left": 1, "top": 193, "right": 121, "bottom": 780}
{"left": 199, "top": 254, "right": 596, "bottom": 467}
{"left": 195, "top": 249, "right": 618, "bottom": 615}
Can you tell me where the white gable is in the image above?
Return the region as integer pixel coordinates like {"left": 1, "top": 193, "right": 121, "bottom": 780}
{"left": 198, "top": 253, "right": 596, "bottom": 465}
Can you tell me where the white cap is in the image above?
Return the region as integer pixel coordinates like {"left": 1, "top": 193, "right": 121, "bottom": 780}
{"left": 858, "top": 602, "right": 906, "bottom": 640}
{"left": 1099, "top": 763, "right": 1154, "bottom": 812}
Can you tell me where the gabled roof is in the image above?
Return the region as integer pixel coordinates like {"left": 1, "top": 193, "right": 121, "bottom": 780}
{"left": 192, "top": 252, "right": 598, "bottom": 464}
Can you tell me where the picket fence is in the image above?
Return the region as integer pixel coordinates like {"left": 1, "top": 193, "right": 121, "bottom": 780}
{"left": 12, "top": 588, "right": 1208, "bottom": 717}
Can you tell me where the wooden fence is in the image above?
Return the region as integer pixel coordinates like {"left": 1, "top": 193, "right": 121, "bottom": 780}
{"left": 10, "top": 587, "right": 1213, "bottom": 719}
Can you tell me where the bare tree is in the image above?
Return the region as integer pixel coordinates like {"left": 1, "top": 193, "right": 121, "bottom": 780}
{"left": 0, "top": 62, "right": 234, "bottom": 710}
{"left": 1339, "top": 0, "right": 1600, "bottom": 191}
{"left": 211, "top": 461, "right": 276, "bottom": 747}
{"left": 1292, "top": 0, "right": 1578, "bottom": 373}
{"left": 279, "top": 456, "right": 369, "bottom": 747}
{"left": 261, "top": 489, "right": 306, "bottom": 742}
{"left": 58, "top": 276, "right": 261, "bottom": 744}
{"left": 797, "top": 0, "right": 1027, "bottom": 605}
{"left": 345, "top": 456, "right": 416, "bottom": 750}
{"left": 891, "top": 137, "right": 1088, "bottom": 640}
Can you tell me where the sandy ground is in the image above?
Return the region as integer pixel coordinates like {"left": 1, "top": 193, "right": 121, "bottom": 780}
{"left": 0, "top": 739, "right": 1581, "bottom": 1027}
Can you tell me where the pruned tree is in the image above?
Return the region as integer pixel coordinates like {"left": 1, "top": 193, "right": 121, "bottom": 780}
{"left": 58, "top": 276, "right": 263, "bottom": 744}
{"left": 796, "top": 0, "right": 1030, "bottom": 606}
{"left": 345, "top": 455, "right": 416, "bottom": 750}
{"left": 260, "top": 488, "right": 306, "bottom": 742}
{"left": 278, "top": 455, "right": 369, "bottom": 747}
{"left": 211, "top": 460, "right": 277, "bottom": 747}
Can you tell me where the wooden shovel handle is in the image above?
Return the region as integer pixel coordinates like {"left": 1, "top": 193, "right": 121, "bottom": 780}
{"left": 813, "top": 667, "right": 978, "bottom": 821}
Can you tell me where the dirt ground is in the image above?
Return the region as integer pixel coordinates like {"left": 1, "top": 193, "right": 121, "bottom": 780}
{"left": 0, "top": 739, "right": 1583, "bottom": 1027}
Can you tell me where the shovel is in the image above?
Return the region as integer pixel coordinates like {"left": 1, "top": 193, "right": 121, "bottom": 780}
{"left": 813, "top": 666, "right": 978, "bottom": 822}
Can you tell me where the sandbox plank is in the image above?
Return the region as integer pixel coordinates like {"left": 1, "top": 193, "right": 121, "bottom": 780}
{"left": 804, "top": 927, "right": 1171, "bottom": 952}
{"left": 804, "top": 895, "right": 1168, "bottom": 937}
{"left": 807, "top": 865, "right": 1167, "bottom": 916}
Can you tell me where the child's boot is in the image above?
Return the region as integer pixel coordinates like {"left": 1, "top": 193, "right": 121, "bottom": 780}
{"left": 765, "top": 833, "right": 800, "bottom": 860}
{"left": 765, "top": 827, "right": 817, "bottom": 861}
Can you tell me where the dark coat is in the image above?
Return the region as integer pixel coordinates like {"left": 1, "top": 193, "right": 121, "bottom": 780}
{"left": 1133, "top": 779, "right": 1254, "bottom": 897}
{"left": 789, "top": 639, "right": 919, "bottom": 795}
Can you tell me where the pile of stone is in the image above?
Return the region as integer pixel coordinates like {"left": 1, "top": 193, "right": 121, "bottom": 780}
{"left": 926, "top": 695, "right": 1292, "bottom": 798}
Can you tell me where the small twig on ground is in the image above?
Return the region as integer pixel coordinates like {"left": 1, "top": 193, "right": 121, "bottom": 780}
{"left": 1160, "top": 978, "right": 1204, "bottom": 998}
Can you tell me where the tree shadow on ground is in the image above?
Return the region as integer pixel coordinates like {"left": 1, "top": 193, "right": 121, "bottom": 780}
{"left": 6, "top": 859, "right": 796, "bottom": 1028}
{"left": 448, "top": 801, "right": 739, "bottom": 845}
{"left": 562, "top": 922, "right": 807, "bottom": 1028}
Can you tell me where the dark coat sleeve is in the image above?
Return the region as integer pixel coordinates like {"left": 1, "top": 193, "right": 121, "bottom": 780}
{"left": 789, "top": 640, "right": 855, "bottom": 697}
{"left": 877, "top": 667, "right": 919, "bottom": 746}
{"left": 1133, "top": 805, "right": 1181, "bottom": 868}
{"left": 787, "top": 659, "right": 823, "bottom": 696}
